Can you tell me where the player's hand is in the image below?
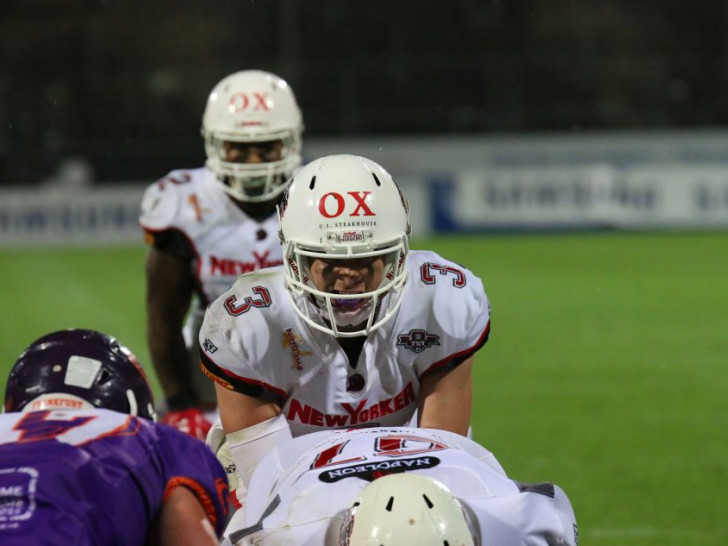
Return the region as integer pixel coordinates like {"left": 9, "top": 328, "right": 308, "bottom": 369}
{"left": 206, "top": 422, "right": 246, "bottom": 510}
{"left": 161, "top": 408, "right": 212, "bottom": 441}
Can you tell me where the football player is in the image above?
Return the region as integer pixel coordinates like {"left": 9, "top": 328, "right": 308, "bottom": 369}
{"left": 0, "top": 329, "right": 229, "bottom": 546}
{"left": 139, "top": 70, "right": 304, "bottom": 440}
{"left": 223, "top": 426, "right": 578, "bottom": 545}
{"left": 199, "top": 154, "right": 492, "bottom": 511}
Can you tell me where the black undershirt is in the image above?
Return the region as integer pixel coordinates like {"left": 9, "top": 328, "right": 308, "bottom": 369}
{"left": 338, "top": 336, "right": 366, "bottom": 369}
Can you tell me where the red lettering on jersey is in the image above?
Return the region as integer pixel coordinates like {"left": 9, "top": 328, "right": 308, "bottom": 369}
{"left": 341, "top": 400, "right": 368, "bottom": 425}
{"left": 288, "top": 398, "right": 311, "bottom": 423}
{"left": 285, "top": 383, "right": 416, "bottom": 427}
{"left": 253, "top": 250, "right": 276, "bottom": 269}
{"left": 210, "top": 255, "right": 283, "bottom": 276}
{"left": 311, "top": 441, "right": 366, "bottom": 469}
{"left": 375, "top": 434, "right": 447, "bottom": 457}
{"left": 188, "top": 194, "right": 204, "bottom": 222}
{"left": 377, "top": 398, "right": 393, "bottom": 416}
{"left": 324, "top": 413, "right": 349, "bottom": 427}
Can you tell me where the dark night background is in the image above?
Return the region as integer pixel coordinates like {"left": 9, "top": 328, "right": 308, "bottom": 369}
{"left": 2, "top": 0, "right": 727, "bottom": 184}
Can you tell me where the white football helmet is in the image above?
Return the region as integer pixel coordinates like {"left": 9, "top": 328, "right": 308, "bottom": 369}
{"left": 339, "top": 474, "right": 479, "bottom": 546}
{"left": 202, "top": 70, "right": 303, "bottom": 202}
{"left": 278, "top": 155, "right": 410, "bottom": 337}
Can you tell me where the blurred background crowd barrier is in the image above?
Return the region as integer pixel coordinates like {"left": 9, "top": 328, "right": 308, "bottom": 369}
{"left": 2, "top": 131, "right": 728, "bottom": 246}
{"left": 2, "top": 1, "right": 728, "bottom": 245}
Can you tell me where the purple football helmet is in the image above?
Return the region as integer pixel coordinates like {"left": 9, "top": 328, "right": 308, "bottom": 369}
{"left": 4, "top": 329, "right": 156, "bottom": 420}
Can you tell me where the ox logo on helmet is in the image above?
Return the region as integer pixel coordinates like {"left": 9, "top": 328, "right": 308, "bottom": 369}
{"left": 228, "top": 92, "right": 271, "bottom": 112}
{"left": 318, "top": 191, "right": 375, "bottom": 218}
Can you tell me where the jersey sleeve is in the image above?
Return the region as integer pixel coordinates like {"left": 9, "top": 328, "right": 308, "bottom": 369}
{"left": 197, "top": 273, "right": 289, "bottom": 403}
{"left": 552, "top": 484, "right": 579, "bottom": 546}
{"left": 466, "top": 481, "right": 578, "bottom": 546}
{"left": 155, "top": 424, "right": 230, "bottom": 537}
{"left": 410, "top": 251, "right": 492, "bottom": 377}
{"left": 139, "top": 170, "right": 197, "bottom": 259}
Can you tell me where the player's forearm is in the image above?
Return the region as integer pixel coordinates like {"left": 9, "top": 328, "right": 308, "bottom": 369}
{"left": 147, "top": 323, "right": 195, "bottom": 401}
{"left": 418, "top": 358, "right": 474, "bottom": 435}
{"left": 150, "top": 486, "right": 219, "bottom": 546}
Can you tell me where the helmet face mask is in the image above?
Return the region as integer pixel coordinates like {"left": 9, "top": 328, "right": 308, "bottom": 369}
{"left": 338, "top": 474, "right": 479, "bottom": 546}
{"left": 4, "top": 329, "right": 156, "bottom": 421}
{"left": 278, "top": 155, "right": 410, "bottom": 337}
{"left": 202, "top": 70, "right": 303, "bottom": 203}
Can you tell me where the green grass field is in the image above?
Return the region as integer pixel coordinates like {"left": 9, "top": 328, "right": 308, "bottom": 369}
{"left": 1, "top": 231, "right": 727, "bottom": 545}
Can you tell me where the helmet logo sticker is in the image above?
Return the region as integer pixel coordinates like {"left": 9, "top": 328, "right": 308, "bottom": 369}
{"left": 64, "top": 356, "right": 102, "bottom": 389}
{"left": 318, "top": 191, "right": 375, "bottom": 218}
{"left": 228, "top": 92, "right": 271, "bottom": 112}
{"left": 336, "top": 231, "right": 365, "bottom": 243}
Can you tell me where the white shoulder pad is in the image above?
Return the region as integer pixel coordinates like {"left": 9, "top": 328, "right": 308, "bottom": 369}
{"left": 139, "top": 167, "right": 206, "bottom": 230}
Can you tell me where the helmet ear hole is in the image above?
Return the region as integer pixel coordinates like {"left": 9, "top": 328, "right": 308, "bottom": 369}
{"left": 96, "top": 368, "right": 113, "bottom": 385}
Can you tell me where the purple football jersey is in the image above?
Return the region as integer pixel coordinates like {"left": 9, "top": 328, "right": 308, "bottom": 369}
{"left": 0, "top": 408, "right": 229, "bottom": 544}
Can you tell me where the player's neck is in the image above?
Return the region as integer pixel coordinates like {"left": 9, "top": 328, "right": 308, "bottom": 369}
{"left": 337, "top": 336, "right": 366, "bottom": 369}
{"left": 229, "top": 196, "right": 278, "bottom": 221}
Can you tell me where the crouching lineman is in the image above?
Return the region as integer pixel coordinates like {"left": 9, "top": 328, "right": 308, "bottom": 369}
{"left": 0, "top": 329, "right": 229, "bottom": 546}
{"left": 222, "top": 426, "right": 578, "bottom": 546}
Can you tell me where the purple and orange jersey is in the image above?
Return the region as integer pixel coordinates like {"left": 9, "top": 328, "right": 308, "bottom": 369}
{"left": 0, "top": 408, "right": 229, "bottom": 545}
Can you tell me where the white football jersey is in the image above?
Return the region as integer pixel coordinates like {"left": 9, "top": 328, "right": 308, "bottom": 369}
{"left": 199, "top": 250, "right": 491, "bottom": 436}
{"left": 225, "top": 427, "right": 578, "bottom": 546}
{"left": 139, "top": 167, "right": 283, "bottom": 307}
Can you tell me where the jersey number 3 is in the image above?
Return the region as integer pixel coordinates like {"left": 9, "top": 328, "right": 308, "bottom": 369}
{"left": 224, "top": 286, "right": 272, "bottom": 316}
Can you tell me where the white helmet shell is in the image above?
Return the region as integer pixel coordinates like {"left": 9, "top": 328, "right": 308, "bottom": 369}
{"left": 340, "top": 474, "right": 478, "bottom": 546}
{"left": 202, "top": 70, "right": 303, "bottom": 202}
{"left": 278, "top": 154, "right": 410, "bottom": 337}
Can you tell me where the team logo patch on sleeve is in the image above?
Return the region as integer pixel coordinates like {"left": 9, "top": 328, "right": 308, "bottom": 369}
{"left": 396, "top": 329, "right": 440, "bottom": 353}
